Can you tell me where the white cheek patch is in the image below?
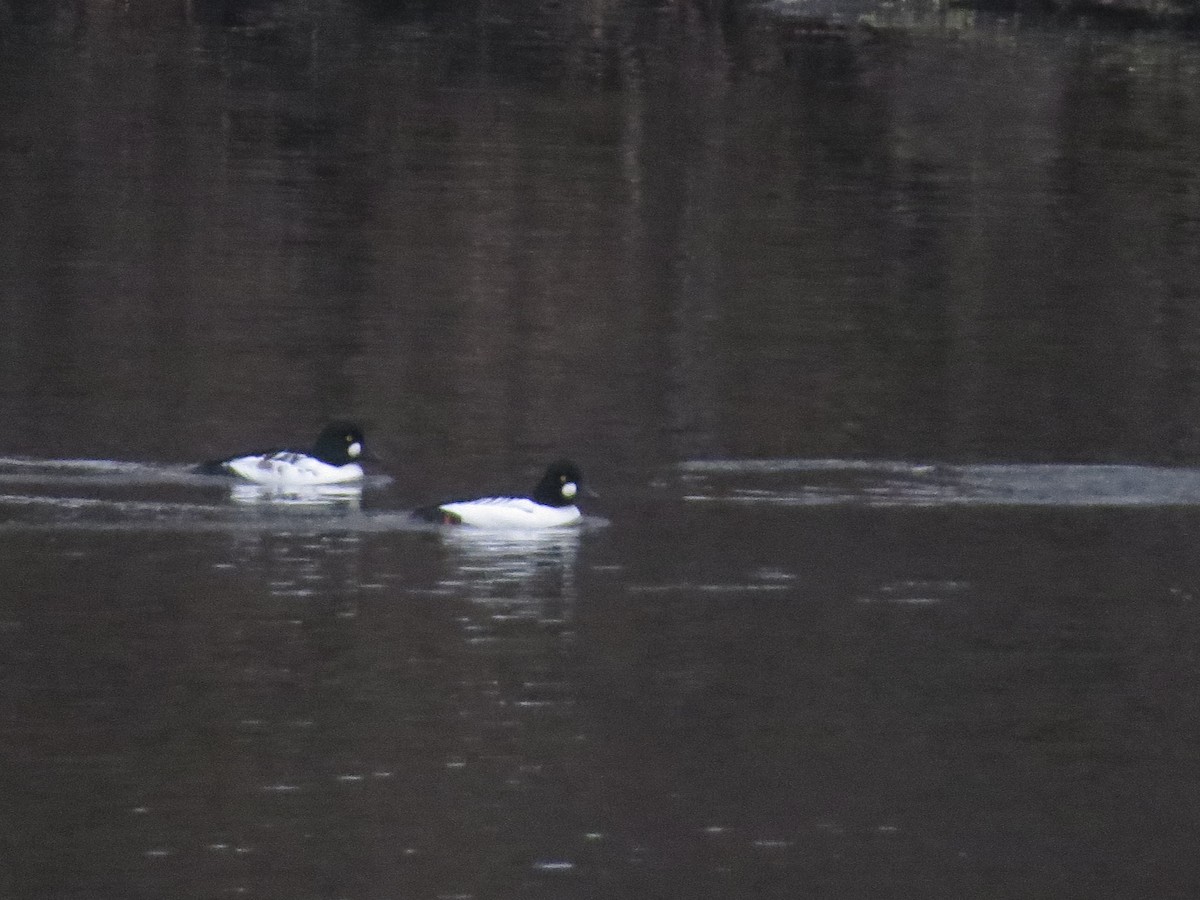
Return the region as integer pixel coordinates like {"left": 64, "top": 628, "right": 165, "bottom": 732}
{"left": 347, "top": 442, "right": 362, "bottom": 459}
{"left": 562, "top": 481, "right": 577, "bottom": 500}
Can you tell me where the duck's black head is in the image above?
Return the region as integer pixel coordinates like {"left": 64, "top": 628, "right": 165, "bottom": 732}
{"left": 312, "top": 422, "right": 367, "bottom": 466}
{"left": 532, "top": 459, "right": 586, "bottom": 508}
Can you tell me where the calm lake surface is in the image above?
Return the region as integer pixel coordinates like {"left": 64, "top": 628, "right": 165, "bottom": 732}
{"left": 3, "top": 2, "right": 1200, "bottom": 897}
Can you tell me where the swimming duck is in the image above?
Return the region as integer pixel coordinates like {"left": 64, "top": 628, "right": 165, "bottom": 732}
{"left": 414, "top": 460, "right": 589, "bottom": 528}
{"left": 196, "top": 422, "right": 368, "bottom": 484}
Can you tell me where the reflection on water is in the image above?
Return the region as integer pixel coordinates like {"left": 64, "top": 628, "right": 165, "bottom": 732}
{"left": 432, "top": 528, "right": 581, "bottom": 702}
{"left": 437, "top": 526, "right": 580, "bottom": 642}
{"left": 227, "top": 480, "right": 364, "bottom": 509}
{"left": 438, "top": 527, "right": 579, "bottom": 598}
{"left": 855, "top": 577, "right": 972, "bottom": 606}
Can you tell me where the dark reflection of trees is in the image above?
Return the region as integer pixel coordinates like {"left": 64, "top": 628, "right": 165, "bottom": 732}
{"left": 1041, "top": 43, "right": 1200, "bottom": 463}
{"left": 5, "top": 0, "right": 1200, "bottom": 469}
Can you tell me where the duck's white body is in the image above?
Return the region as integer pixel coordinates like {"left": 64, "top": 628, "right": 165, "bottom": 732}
{"left": 224, "top": 452, "right": 364, "bottom": 485}
{"left": 416, "top": 460, "right": 590, "bottom": 530}
{"left": 437, "top": 496, "right": 581, "bottom": 529}
{"left": 200, "top": 423, "right": 369, "bottom": 486}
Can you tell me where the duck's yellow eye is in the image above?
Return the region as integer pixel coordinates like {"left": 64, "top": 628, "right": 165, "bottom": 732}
{"left": 560, "top": 475, "right": 566, "bottom": 482}
{"left": 346, "top": 435, "right": 353, "bottom": 442}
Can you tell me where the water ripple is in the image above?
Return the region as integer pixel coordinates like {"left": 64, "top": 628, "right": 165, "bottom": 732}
{"left": 680, "top": 459, "right": 1200, "bottom": 508}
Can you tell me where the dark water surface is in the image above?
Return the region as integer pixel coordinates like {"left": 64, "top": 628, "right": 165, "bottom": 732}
{"left": 4, "top": 2, "right": 1200, "bottom": 897}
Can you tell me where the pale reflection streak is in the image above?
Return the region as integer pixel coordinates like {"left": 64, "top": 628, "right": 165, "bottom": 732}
{"left": 227, "top": 481, "right": 364, "bottom": 509}
{"left": 436, "top": 527, "right": 580, "bottom": 626}
{"left": 430, "top": 527, "right": 583, "bottom": 829}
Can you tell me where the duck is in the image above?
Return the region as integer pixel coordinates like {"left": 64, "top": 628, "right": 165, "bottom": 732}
{"left": 414, "top": 460, "right": 589, "bottom": 528}
{"left": 196, "top": 422, "right": 369, "bottom": 484}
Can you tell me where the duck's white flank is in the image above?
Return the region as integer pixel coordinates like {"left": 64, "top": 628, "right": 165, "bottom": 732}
{"left": 225, "top": 452, "right": 364, "bottom": 485}
{"left": 438, "top": 496, "right": 582, "bottom": 529}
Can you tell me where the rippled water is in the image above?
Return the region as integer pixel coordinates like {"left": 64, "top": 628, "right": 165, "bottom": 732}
{"left": 4, "top": 2, "right": 1200, "bottom": 898}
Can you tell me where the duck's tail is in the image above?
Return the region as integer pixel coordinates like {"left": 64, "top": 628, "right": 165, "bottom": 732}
{"left": 194, "top": 459, "right": 231, "bottom": 476}
{"left": 412, "top": 505, "right": 462, "bottom": 525}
